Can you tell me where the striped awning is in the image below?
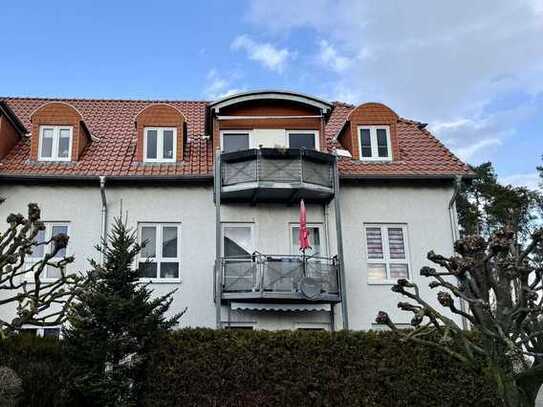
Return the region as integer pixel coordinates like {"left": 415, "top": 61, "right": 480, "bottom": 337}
{"left": 230, "top": 302, "right": 331, "bottom": 312}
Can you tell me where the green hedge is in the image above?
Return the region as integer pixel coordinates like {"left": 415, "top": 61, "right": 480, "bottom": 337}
{"left": 0, "top": 334, "right": 69, "bottom": 407}
{"left": 142, "top": 329, "right": 498, "bottom": 407}
{"left": 0, "top": 329, "right": 499, "bottom": 407}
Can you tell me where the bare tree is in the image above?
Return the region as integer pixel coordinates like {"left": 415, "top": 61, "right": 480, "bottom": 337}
{"left": 0, "top": 202, "right": 86, "bottom": 336}
{"left": 376, "top": 228, "right": 543, "bottom": 407}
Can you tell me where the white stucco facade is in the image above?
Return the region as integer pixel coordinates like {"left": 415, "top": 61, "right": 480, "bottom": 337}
{"left": 0, "top": 181, "right": 460, "bottom": 331}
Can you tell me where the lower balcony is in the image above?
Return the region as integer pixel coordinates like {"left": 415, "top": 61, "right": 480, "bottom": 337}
{"left": 218, "top": 254, "right": 341, "bottom": 303}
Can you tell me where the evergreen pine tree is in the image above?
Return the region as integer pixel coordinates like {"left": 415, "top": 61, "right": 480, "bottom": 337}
{"left": 63, "top": 217, "right": 182, "bottom": 406}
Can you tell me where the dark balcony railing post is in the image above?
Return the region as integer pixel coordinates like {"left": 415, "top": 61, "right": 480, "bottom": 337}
{"left": 259, "top": 254, "right": 265, "bottom": 295}
{"left": 256, "top": 149, "right": 261, "bottom": 184}
{"left": 300, "top": 149, "right": 304, "bottom": 184}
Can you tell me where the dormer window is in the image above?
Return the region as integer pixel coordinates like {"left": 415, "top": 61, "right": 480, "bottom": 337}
{"left": 358, "top": 126, "right": 391, "bottom": 161}
{"left": 144, "top": 127, "right": 177, "bottom": 162}
{"left": 38, "top": 126, "right": 73, "bottom": 161}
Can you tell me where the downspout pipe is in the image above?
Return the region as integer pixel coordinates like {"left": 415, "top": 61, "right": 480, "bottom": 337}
{"left": 448, "top": 175, "right": 468, "bottom": 329}
{"left": 99, "top": 176, "right": 108, "bottom": 265}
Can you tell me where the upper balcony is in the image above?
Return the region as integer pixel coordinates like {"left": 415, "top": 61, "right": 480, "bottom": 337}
{"left": 218, "top": 254, "right": 340, "bottom": 303}
{"left": 219, "top": 148, "right": 335, "bottom": 203}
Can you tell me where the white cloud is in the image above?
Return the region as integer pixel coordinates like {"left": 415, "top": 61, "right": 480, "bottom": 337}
{"left": 245, "top": 0, "right": 543, "bottom": 165}
{"left": 231, "top": 34, "right": 293, "bottom": 73}
{"left": 203, "top": 69, "right": 243, "bottom": 100}
{"left": 318, "top": 40, "right": 352, "bottom": 72}
{"left": 500, "top": 172, "right": 541, "bottom": 190}
{"left": 455, "top": 138, "right": 503, "bottom": 162}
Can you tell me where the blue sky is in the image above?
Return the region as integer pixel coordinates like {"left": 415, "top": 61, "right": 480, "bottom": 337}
{"left": 1, "top": 0, "right": 542, "bottom": 188}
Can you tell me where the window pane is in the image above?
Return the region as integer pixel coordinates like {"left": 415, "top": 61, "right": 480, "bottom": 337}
{"left": 32, "top": 229, "right": 46, "bottom": 258}
{"left": 141, "top": 226, "right": 156, "bottom": 257}
{"left": 146, "top": 130, "right": 158, "bottom": 159}
{"left": 366, "top": 227, "right": 384, "bottom": 259}
{"left": 21, "top": 329, "right": 37, "bottom": 337}
{"left": 292, "top": 227, "right": 321, "bottom": 256}
{"left": 289, "top": 133, "right": 316, "bottom": 149}
{"left": 160, "top": 262, "right": 179, "bottom": 279}
{"left": 58, "top": 129, "right": 71, "bottom": 158}
{"left": 51, "top": 225, "right": 68, "bottom": 257}
{"left": 390, "top": 264, "right": 409, "bottom": 279}
{"left": 162, "top": 226, "right": 178, "bottom": 258}
{"left": 368, "top": 264, "right": 387, "bottom": 281}
{"left": 388, "top": 228, "right": 406, "bottom": 259}
{"left": 138, "top": 262, "right": 157, "bottom": 278}
{"left": 43, "top": 328, "right": 60, "bottom": 338}
{"left": 41, "top": 129, "right": 54, "bottom": 158}
{"left": 224, "top": 226, "right": 252, "bottom": 257}
{"left": 163, "top": 129, "right": 174, "bottom": 159}
{"left": 360, "top": 129, "right": 372, "bottom": 158}
{"left": 377, "top": 128, "right": 388, "bottom": 158}
{"left": 223, "top": 134, "right": 249, "bottom": 153}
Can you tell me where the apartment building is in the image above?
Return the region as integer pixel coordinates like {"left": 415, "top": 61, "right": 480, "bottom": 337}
{"left": 0, "top": 90, "right": 472, "bottom": 331}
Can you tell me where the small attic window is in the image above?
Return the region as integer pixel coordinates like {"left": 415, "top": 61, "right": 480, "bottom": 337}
{"left": 144, "top": 127, "right": 177, "bottom": 162}
{"left": 38, "top": 125, "right": 73, "bottom": 161}
{"left": 358, "top": 126, "right": 391, "bottom": 161}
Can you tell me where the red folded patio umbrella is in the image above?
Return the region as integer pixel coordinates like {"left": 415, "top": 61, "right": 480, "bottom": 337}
{"left": 299, "top": 199, "right": 311, "bottom": 254}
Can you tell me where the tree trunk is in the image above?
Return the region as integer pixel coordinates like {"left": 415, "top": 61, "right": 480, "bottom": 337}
{"left": 490, "top": 366, "right": 538, "bottom": 407}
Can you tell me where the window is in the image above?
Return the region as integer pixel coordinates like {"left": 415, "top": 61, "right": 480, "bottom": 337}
{"left": 290, "top": 224, "right": 324, "bottom": 257}
{"left": 224, "top": 325, "right": 255, "bottom": 331}
{"left": 221, "top": 129, "right": 320, "bottom": 152}
{"left": 287, "top": 130, "right": 318, "bottom": 150}
{"left": 364, "top": 224, "right": 410, "bottom": 282}
{"left": 222, "top": 132, "right": 250, "bottom": 153}
{"left": 38, "top": 126, "right": 73, "bottom": 161}
{"left": 358, "top": 126, "right": 392, "bottom": 161}
{"left": 222, "top": 224, "right": 254, "bottom": 257}
{"left": 138, "top": 223, "right": 180, "bottom": 280}
{"left": 295, "top": 322, "right": 329, "bottom": 331}
{"left": 144, "top": 128, "right": 177, "bottom": 162}
{"left": 27, "top": 222, "right": 70, "bottom": 281}
{"left": 20, "top": 327, "right": 61, "bottom": 338}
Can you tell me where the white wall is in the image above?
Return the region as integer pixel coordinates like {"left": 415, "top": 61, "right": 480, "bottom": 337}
{"left": 339, "top": 184, "right": 460, "bottom": 330}
{"left": 0, "top": 182, "right": 460, "bottom": 331}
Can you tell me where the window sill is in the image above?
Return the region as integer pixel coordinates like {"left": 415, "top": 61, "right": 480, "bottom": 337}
{"left": 140, "top": 161, "right": 179, "bottom": 165}
{"left": 138, "top": 278, "right": 181, "bottom": 284}
{"left": 358, "top": 158, "right": 393, "bottom": 163}
{"left": 367, "top": 279, "right": 408, "bottom": 286}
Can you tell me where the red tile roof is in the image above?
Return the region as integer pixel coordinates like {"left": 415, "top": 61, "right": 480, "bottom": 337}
{"left": 0, "top": 97, "right": 471, "bottom": 179}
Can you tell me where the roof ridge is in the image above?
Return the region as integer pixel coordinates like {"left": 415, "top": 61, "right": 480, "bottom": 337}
{"left": 0, "top": 96, "right": 211, "bottom": 104}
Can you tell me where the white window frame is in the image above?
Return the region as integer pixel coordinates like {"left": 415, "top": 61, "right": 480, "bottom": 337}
{"left": 38, "top": 125, "right": 73, "bottom": 161}
{"left": 26, "top": 222, "right": 71, "bottom": 282}
{"left": 221, "top": 222, "right": 256, "bottom": 257}
{"left": 137, "top": 222, "right": 181, "bottom": 282}
{"left": 20, "top": 325, "right": 63, "bottom": 338}
{"left": 363, "top": 223, "right": 410, "bottom": 284}
{"left": 143, "top": 127, "right": 177, "bottom": 163}
{"left": 287, "top": 130, "right": 320, "bottom": 151}
{"left": 357, "top": 125, "right": 392, "bottom": 161}
{"left": 220, "top": 129, "right": 320, "bottom": 152}
{"left": 289, "top": 223, "right": 326, "bottom": 257}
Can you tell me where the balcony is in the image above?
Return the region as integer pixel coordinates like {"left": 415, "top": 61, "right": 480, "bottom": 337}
{"left": 219, "top": 148, "right": 335, "bottom": 203}
{"left": 218, "top": 254, "right": 340, "bottom": 303}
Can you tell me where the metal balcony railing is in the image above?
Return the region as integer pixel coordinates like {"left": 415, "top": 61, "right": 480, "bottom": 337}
{"left": 218, "top": 253, "right": 340, "bottom": 303}
{"left": 219, "top": 148, "right": 335, "bottom": 202}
